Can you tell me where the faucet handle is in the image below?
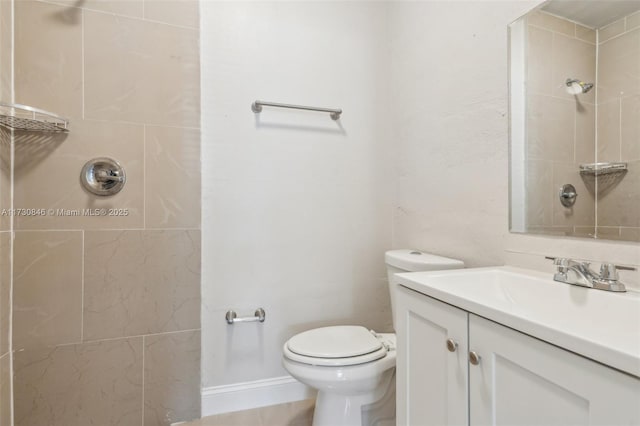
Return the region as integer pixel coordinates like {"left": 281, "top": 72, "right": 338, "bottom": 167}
{"left": 600, "top": 263, "right": 637, "bottom": 281}
{"left": 599, "top": 263, "right": 619, "bottom": 281}
{"left": 546, "top": 257, "right": 569, "bottom": 273}
{"left": 614, "top": 264, "right": 637, "bottom": 271}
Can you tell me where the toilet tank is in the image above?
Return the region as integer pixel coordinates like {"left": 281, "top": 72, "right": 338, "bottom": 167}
{"left": 385, "top": 250, "right": 464, "bottom": 331}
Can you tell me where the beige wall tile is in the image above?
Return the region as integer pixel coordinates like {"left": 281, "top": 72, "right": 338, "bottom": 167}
{"left": 575, "top": 24, "right": 596, "bottom": 44}
{"left": 84, "top": 230, "right": 200, "bottom": 340}
{"left": 144, "top": 330, "right": 201, "bottom": 426}
{"left": 0, "top": 127, "right": 12, "bottom": 231}
{"left": 13, "top": 120, "right": 144, "bottom": 230}
{"left": 15, "top": 1, "right": 82, "bottom": 119}
{"left": 527, "top": 10, "right": 574, "bottom": 37}
{"left": 596, "top": 226, "right": 622, "bottom": 240}
{"left": 552, "top": 33, "right": 596, "bottom": 102}
{"left": 144, "top": 0, "right": 199, "bottom": 28}
{"left": 0, "top": 352, "right": 10, "bottom": 426}
{"left": 598, "top": 18, "right": 626, "bottom": 43}
{"left": 13, "top": 230, "right": 82, "bottom": 350}
{"left": 145, "top": 126, "right": 201, "bottom": 228}
{"left": 619, "top": 227, "right": 640, "bottom": 242}
{"left": 552, "top": 162, "right": 595, "bottom": 227}
{"left": 597, "top": 160, "right": 640, "bottom": 227}
{"left": 0, "top": 0, "right": 13, "bottom": 102}
{"left": 621, "top": 95, "right": 640, "bottom": 161}
{"left": 0, "top": 233, "right": 10, "bottom": 356}
{"left": 526, "top": 25, "right": 553, "bottom": 95}
{"left": 526, "top": 160, "right": 553, "bottom": 227}
{"left": 45, "top": 0, "right": 143, "bottom": 19}
{"left": 84, "top": 11, "right": 200, "bottom": 127}
{"left": 597, "top": 28, "right": 640, "bottom": 103}
{"left": 575, "top": 102, "right": 596, "bottom": 164}
{"left": 596, "top": 100, "right": 621, "bottom": 163}
{"left": 14, "top": 337, "right": 143, "bottom": 426}
{"left": 573, "top": 226, "right": 596, "bottom": 238}
{"left": 527, "top": 94, "right": 575, "bottom": 161}
{"left": 628, "top": 11, "right": 640, "bottom": 31}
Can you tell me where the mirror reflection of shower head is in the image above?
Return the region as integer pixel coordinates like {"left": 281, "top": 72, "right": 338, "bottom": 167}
{"left": 565, "top": 78, "right": 594, "bottom": 94}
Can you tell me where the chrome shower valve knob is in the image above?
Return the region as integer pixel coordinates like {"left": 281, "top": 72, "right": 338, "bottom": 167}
{"left": 81, "top": 157, "right": 126, "bottom": 196}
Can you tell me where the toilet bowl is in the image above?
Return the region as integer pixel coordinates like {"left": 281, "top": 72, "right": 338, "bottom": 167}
{"left": 282, "top": 250, "right": 464, "bottom": 426}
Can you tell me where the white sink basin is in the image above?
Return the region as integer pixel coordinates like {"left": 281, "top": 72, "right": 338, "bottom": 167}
{"left": 395, "top": 266, "right": 640, "bottom": 377}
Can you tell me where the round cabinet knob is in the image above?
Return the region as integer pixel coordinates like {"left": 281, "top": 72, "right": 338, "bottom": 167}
{"left": 469, "top": 351, "right": 481, "bottom": 365}
{"left": 446, "top": 338, "right": 458, "bottom": 352}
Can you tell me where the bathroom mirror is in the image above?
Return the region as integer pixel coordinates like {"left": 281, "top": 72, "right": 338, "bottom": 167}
{"left": 509, "top": 0, "right": 640, "bottom": 242}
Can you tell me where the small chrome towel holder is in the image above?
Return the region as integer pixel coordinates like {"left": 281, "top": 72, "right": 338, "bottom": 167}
{"left": 225, "top": 308, "right": 266, "bottom": 325}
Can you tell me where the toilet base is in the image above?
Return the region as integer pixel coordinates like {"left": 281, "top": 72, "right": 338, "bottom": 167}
{"left": 311, "top": 370, "right": 396, "bottom": 426}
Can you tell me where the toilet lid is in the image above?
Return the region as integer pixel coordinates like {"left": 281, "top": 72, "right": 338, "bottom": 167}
{"left": 287, "top": 326, "right": 383, "bottom": 358}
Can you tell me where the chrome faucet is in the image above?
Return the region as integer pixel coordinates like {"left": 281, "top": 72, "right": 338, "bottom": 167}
{"left": 546, "top": 257, "right": 635, "bottom": 292}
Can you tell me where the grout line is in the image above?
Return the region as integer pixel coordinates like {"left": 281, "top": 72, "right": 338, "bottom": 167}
{"left": 12, "top": 227, "right": 201, "bottom": 233}
{"left": 80, "top": 230, "right": 85, "bottom": 342}
{"left": 54, "top": 328, "right": 202, "bottom": 347}
{"left": 598, "top": 26, "right": 639, "bottom": 45}
{"left": 594, "top": 27, "right": 599, "bottom": 235}
{"left": 143, "top": 125, "right": 146, "bottom": 230}
{"left": 37, "top": 0, "right": 199, "bottom": 31}
{"left": 618, "top": 99, "right": 622, "bottom": 161}
{"left": 527, "top": 23, "right": 596, "bottom": 45}
{"left": 572, "top": 91, "right": 580, "bottom": 164}
{"left": 77, "top": 117, "right": 201, "bottom": 131}
{"left": 8, "top": 0, "right": 15, "bottom": 421}
{"left": 526, "top": 92, "right": 593, "bottom": 104}
{"left": 81, "top": 8, "right": 85, "bottom": 120}
{"left": 141, "top": 334, "right": 145, "bottom": 426}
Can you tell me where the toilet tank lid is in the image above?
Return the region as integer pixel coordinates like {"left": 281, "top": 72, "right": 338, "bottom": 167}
{"left": 385, "top": 249, "right": 464, "bottom": 272}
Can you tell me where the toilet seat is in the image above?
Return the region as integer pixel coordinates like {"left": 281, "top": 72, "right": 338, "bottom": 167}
{"left": 284, "top": 326, "right": 390, "bottom": 367}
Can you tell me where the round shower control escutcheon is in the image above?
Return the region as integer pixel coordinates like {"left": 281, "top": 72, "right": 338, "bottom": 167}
{"left": 559, "top": 183, "right": 577, "bottom": 208}
{"left": 80, "top": 157, "right": 126, "bottom": 196}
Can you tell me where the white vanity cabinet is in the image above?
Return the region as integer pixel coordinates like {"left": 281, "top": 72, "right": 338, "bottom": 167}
{"left": 469, "top": 313, "right": 640, "bottom": 425}
{"left": 395, "top": 285, "right": 468, "bottom": 426}
{"left": 396, "top": 285, "right": 640, "bottom": 426}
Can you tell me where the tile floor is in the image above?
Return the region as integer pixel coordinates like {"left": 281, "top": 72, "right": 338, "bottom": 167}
{"left": 181, "top": 399, "right": 315, "bottom": 426}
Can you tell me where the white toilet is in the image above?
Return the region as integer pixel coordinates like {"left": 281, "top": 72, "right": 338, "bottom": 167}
{"left": 282, "top": 249, "right": 464, "bottom": 426}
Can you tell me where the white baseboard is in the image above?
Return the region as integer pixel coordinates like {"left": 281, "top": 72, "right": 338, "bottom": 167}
{"left": 201, "top": 376, "right": 316, "bottom": 417}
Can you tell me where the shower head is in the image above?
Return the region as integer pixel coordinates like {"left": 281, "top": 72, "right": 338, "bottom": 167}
{"left": 566, "top": 78, "right": 594, "bottom": 94}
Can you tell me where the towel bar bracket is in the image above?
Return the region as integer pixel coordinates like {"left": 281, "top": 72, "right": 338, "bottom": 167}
{"left": 225, "top": 308, "right": 266, "bottom": 325}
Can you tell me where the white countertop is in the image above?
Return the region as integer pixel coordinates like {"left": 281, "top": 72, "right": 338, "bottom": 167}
{"left": 395, "top": 266, "right": 640, "bottom": 378}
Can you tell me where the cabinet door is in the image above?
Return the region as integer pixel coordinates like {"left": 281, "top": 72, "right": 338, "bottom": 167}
{"left": 469, "top": 314, "right": 640, "bottom": 426}
{"left": 396, "top": 286, "right": 468, "bottom": 426}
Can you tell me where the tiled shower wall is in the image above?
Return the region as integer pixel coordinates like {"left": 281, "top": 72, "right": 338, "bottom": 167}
{"left": 524, "top": 10, "right": 597, "bottom": 236}
{"left": 8, "top": 1, "right": 202, "bottom": 425}
{"left": 595, "top": 12, "right": 640, "bottom": 240}
{"left": 524, "top": 9, "right": 640, "bottom": 241}
{"left": 0, "top": 0, "right": 14, "bottom": 422}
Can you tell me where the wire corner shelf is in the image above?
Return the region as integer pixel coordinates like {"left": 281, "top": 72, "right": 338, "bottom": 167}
{"left": 579, "top": 162, "right": 627, "bottom": 176}
{"left": 0, "top": 102, "right": 69, "bottom": 133}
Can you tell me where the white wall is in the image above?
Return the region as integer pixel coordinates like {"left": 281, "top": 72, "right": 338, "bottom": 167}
{"left": 389, "top": 0, "right": 538, "bottom": 267}
{"left": 201, "top": 0, "right": 640, "bottom": 394}
{"left": 201, "top": 1, "right": 393, "bottom": 388}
